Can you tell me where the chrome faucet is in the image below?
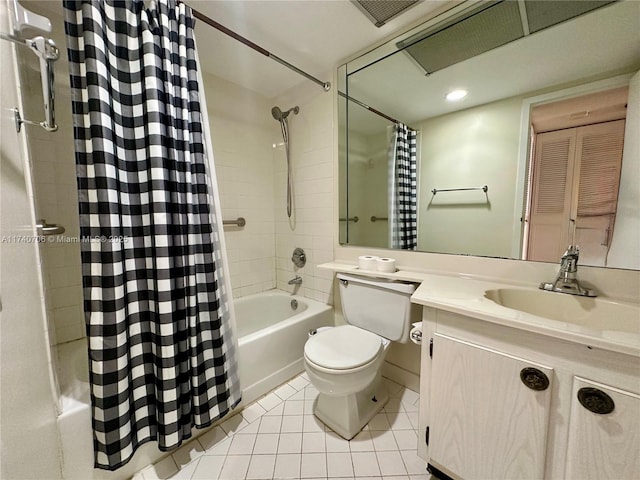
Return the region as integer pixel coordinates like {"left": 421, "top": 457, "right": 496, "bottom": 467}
{"left": 288, "top": 275, "right": 302, "bottom": 285}
{"left": 539, "top": 245, "right": 596, "bottom": 297}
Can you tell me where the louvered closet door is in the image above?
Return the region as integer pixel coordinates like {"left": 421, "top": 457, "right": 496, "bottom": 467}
{"left": 573, "top": 120, "right": 625, "bottom": 266}
{"left": 527, "top": 129, "right": 576, "bottom": 262}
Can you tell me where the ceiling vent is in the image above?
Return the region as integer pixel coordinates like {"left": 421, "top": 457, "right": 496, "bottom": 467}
{"left": 396, "top": 0, "right": 615, "bottom": 75}
{"left": 352, "top": 0, "right": 422, "bottom": 28}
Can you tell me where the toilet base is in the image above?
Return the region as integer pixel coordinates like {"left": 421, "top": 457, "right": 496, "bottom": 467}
{"left": 313, "top": 374, "right": 389, "bottom": 440}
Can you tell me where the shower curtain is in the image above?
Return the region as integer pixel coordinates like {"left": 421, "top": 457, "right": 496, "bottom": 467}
{"left": 64, "top": 0, "right": 241, "bottom": 470}
{"left": 388, "top": 123, "right": 418, "bottom": 250}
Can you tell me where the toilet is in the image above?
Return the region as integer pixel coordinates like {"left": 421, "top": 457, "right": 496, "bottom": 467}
{"left": 304, "top": 272, "right": 417, "bottom": 439}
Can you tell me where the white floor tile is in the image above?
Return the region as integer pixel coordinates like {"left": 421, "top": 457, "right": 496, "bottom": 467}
{"left": 241, "top": 403, "right": 267, "bottom": 423}
{"left": 398, "top": 388, "right": 420, "bottom": 407}
{"left": 383, "top": 398, "right": 404, "bottom": 413}
{"left": 257, "top": 415, "right": 282, "bottom": 434}
{"left": 351, "top": 451, "right": 381, "bottom": 477}
{"left": 263, "top": 402, "right": 285, "bottom": 417}
{"left": 368, "top": 413, "right": 391, "bottom": 431}
{"left": 191, "top": 455, "right": 225, "bottom": 480}
{"left": 253, "top": 433, "right": 279, "bottom": 455}
{"left": 281, "top": 414, "right": 304, "bottom": 433}
{"left": 302, "top": 432, "right": 326, "bottom": 453}
{"left": 288, "top": 388, "right": 306, "bottom": 401}
{"left": 277, "top": 432, "right": 303, "bottom": 454}
{"left": 393, "top": 429, "right": 418, "bottom": 451}
{"left": 203, "top": 437, "right": 231, "bottom": 456}
{"left": 301, "top": 452, "right": 327, "bottom": 478}
{"left": 167, "top": 457, "right": 200, "bottom": 479}
{"left": 401, "top": 449, "right": 428, "bottom": 475}
{"left": 349, "top": 430, "right": 374, "bottom": 452}
{"left": 376, "top": 450, "right": 407, "bottom": 476}
{"left": 257, "top": 392, "right": 282, "bottom": 412}
{"left": 172, "top": 439, "right": 205, "bottom": 467}
{"left": 325, "top": 431, "right": 351, "bottom": 453}
{"left": 288, "top": 375, "right": 310, "bottom": 391}
{"left": 302, "top": 414, "right": 325, "bottom": 433}
{"left": 198, "top": 426, "right": 228, "bottom": 452}
{"left": 141, "top": 455, "right": 178, "bottom": 479}
{"left": 387, "top": 411, "right": 414, "bottom": 430}
{"left": 371, "top": 429, "right": 399, "bottom": 451}
{"left": 245, "top": 454, "right": 276, "bottom": 479}
{"left": 227, "top": 433, "right": 257, "bottom": 455}
{"left": 303, "top": 400, "right": 315, "bottom": 415}
{"left": 273, "top": 383, "right": 297, "bottom": 400}
{"left": 327, "top": 452, "right": 354, "bottom": 477}
{"left": 407, "top": 411, "right": 420, "bottom": 429}
{"left": 382, "top": 377, "right": 403, "bottom": 396}
{"left": 218, "top": 454, "right": 251, "bottom": 479}
{"left": 283, "top": 400, "right": 305, "bottom": 416}
{"left": 273, "top": 453, "right": 301, "bottom": 479}
{"left": 220, "top": 413, "right": 249, "bottom": 436}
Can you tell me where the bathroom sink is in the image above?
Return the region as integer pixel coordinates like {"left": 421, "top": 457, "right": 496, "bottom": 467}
{"left": 484, "top": 288, "right": 640, "bottom": 334}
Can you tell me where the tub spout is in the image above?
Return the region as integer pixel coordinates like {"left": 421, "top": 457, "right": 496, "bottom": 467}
{"left": 288, "top": 275, "right": 302, "bottom": 285}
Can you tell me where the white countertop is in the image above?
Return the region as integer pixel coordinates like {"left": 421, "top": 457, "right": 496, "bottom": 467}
{"left": 319, "top": 262, "right": 640, "bottom": 358}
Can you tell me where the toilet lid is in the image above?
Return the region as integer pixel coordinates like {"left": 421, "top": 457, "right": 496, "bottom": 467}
{"left": 304, "top": 325, "right": 382, "bottom": 370}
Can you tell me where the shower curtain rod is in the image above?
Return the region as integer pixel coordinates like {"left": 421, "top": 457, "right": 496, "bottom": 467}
{"left": 180, "top": 2, "right": 331, "bottom": 92}
{"left": 338, "top": 91, "right": 416, "bottom": 131}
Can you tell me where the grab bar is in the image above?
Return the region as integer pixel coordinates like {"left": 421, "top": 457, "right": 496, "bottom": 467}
{"left": 370, "top": 216, "right": 388, "bottom": 222}
{"left": 339, "top": 216, "right": 359, "bottom": 223}
{"left": 223, "top": 217, "right": 246, "bottom": 227}
{"left": 431, "top": 185, "right": 488, "bottom": 195}
{"left": 36, "top": 219, "right": 65, "bottom": 236}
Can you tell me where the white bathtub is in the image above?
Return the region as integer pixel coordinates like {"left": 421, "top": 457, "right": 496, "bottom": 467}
{"left": 235, "top": 290, "right": 333, "bottom": 405}
{"left": 54, "top": 290, "right": 332, "bottom": 478}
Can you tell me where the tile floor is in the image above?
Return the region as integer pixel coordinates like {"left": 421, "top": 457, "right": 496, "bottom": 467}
{"left": 135, "top": 373, "right": 432, "bottom": 480}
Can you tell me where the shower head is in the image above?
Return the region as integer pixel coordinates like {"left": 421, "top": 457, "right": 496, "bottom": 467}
{"left": 271, "top": 105, "right": 299, "bottom": 121}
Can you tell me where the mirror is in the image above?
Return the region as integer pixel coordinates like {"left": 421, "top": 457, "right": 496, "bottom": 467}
{"left": 339, "top": 0, "right": 640, "bottom": 269}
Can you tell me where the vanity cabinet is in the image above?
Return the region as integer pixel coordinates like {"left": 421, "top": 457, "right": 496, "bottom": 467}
{"left": 564, "top": 377, "right": 640, "bottom": 479}
{"left": 418, "top": 308, "right": 640, "bottom": 480}
{"left": 429, "top": 334, "right": 553, "bottom": 479}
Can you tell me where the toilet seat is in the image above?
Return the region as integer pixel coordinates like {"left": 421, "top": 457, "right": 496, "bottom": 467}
{"left": 304, "top": 325, "right": 382, "bottom": 370}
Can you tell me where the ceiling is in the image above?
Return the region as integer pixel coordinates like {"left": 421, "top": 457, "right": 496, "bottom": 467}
{"left": 187, "top": 0, "right": 453, "bottom": 98}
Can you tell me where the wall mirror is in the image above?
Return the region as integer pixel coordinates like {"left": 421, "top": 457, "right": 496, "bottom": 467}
{"left": 338, "top": 0, "right": 640, "bottom": 270}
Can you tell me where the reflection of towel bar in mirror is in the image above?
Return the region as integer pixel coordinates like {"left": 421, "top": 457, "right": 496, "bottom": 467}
{"left": 431, "top": 185, "right": 488, "bottom": 195}
{"left": 339, "top": 216, "right": 359, "bottom": 222}
{"left": 370, "top": 216, "right": 388, "bottom": 222}
{"left": 223, "top": 217, "right": 246, "bottom": 227}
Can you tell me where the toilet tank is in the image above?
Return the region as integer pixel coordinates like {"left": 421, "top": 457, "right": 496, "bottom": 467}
{"left": 337, "top": 273, "right": 417, "bottom": 343}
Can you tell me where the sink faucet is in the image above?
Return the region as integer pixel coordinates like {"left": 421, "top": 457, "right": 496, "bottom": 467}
{"left": 288, "top": 275, "right": 302, "bottom": 285}
{"left": 539, "top": 245, "right": 596, "bottom": 297}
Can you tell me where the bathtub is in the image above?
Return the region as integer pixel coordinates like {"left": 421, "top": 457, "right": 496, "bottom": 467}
{"left": 54, "top": 289, "right": 333, "bottom": 479}
{"left": 235, "top": 290, "right": 333, "bottom": 405}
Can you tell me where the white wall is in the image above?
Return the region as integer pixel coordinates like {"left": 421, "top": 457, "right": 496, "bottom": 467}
{"left": 608, "top": 70, "right": 640, "bottom": 269}
{"left": 418, "top": 96, "right": 522, "bottom": 257}
{"left": 18, "top": 0, "right": 84, "bottom": 346}
{"left": 0, "top": 3, "right": 62, "bottom": 478}
{"left": 203, "top": 72, "right": 277, "bottom": 299}
{"left": 273, "top": 79, "right": 335, "bottom": 303}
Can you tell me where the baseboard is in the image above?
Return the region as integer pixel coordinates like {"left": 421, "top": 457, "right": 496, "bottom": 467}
{"left": 381, "top": 360, "right": 420, "bottom": 393}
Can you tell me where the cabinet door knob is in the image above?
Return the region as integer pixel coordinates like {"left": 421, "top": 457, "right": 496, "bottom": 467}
{"left": 520, "top": 367, "right": 550, "bottom": 391}
{"left": 577, "top": 387, "right": 615, "bottom": 414}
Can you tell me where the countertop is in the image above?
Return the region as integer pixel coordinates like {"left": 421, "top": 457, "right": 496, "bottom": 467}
{"left": 319, "top": 262, "right": 640, "bottom": 358}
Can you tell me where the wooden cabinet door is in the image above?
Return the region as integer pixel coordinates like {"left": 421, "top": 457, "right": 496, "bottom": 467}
{"left": 429, "top": 334, "right": 553, "bottom": 479}
{"left": 565, "top": 377, "right": 640, "bottom": 479}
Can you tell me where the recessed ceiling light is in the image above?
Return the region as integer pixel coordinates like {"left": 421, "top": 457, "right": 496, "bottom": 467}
{"left": 445, "top": 89, "right": 468, "bottom": 101}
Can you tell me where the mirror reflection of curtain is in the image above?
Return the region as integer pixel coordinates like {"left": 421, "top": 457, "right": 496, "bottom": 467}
{"left": 388, "top": 124, "right": 418, "bottom": 250}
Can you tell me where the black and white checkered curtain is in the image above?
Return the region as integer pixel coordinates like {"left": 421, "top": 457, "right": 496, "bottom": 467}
{"left": 64, "top": 0, "right": 241, "bottom": 470}
{"left": 388, "top": 124, "right": 418, "bottom": 250}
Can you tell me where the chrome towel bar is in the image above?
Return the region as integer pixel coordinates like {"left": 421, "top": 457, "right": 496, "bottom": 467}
{"left": 339, "top": 216, "right": 359, "bottom": 223}
{"left": 431, "top": 185, "right": 488, "bottom": 195}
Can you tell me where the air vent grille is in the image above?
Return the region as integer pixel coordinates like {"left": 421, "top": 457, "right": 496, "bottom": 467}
{"left": 396, "top": 0, "right": 616, "bottom": 76}
{"left": 353, "top": 0, "right": 421, "bottom": 28}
